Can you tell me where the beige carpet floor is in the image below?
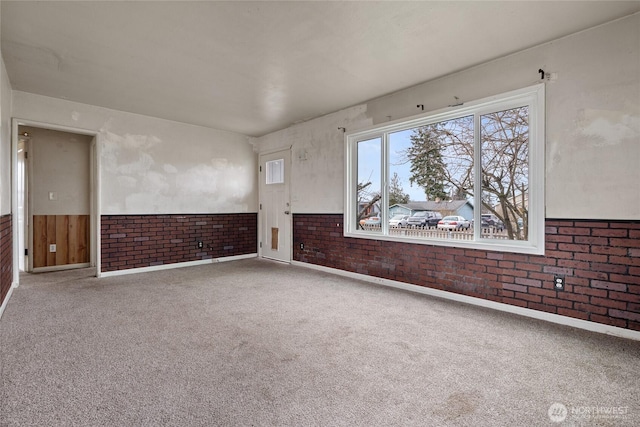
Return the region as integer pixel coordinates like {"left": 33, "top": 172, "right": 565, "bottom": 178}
{"left": 1, "top": 258, "right": 639, "bottom": 426}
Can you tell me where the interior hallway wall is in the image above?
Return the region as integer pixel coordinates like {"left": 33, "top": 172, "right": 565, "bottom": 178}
{"left": 27, "top": 127, "right": 92, "bottom": 216}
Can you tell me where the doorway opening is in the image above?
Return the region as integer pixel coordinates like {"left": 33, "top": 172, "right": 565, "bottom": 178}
{"left": 14, "top": 122, "right": 99, "bottom": 274}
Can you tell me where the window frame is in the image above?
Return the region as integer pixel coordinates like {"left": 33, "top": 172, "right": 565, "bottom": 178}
{"left": 344, "top": 84, "right": 545, "bottom": 255}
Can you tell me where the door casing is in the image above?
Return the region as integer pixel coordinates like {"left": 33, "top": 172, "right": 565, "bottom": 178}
{"left": 11, "top": 119, "right": 101, "bottom": 280}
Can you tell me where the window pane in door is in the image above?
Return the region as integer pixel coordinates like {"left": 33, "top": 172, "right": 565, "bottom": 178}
{"left": 266, "top": 159, "right": 284, "bottom": 184}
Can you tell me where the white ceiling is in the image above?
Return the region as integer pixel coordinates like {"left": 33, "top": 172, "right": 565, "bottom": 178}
{"left": 2, "top": 1, "right": 639, "bottom": 137}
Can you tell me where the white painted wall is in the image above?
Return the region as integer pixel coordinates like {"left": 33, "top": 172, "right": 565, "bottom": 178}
{"left": 26, "top": 127, "right": 91, "bottom": 215}
{"left": 257, "top": 14, "right": 640, "bottom": 220}
{"left": 12, "top": 92, "right": 258, "bottom": 214}
{"left": 0, "top": 52, "right": 12, "bottom": 216}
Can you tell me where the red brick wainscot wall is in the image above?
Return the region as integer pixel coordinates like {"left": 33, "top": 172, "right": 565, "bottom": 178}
{"left": 1, "top": 214, "right": 13, "bottom": 306}
{"left": 101, "top": 213, "right": 257, "bottom": 273}
{"left": 293, "top": 214, "right": 640, "bottom": 332}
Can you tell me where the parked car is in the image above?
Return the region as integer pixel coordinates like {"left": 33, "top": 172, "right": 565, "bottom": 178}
{"left": 362, "top": 216, "right": 381, "bottom": 227}
{"left": 407, "top": 211, "right": 442, "bottom": 228}
{"left": 437, "top": 215, "right": 471, "bottom": 230}
{"left": 359, "top": 216, "right": 378, "bottom": 226}
{"left": 389, "top": 214, "right": 409, "bottom": 228}
{"left": 481, "top": 214, "right": 504, "bottom": 231}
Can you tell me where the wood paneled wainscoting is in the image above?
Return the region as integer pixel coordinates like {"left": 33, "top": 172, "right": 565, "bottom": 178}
{"left": 33, "top": 215, "right": 89, "bottom": 269}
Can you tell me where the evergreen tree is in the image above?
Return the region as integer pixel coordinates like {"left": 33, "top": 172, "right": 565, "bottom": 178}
{"left": 406, "top": 125, "right": 449, "bottom": 201}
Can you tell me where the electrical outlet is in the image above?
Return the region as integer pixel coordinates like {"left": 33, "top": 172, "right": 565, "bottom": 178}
{"left": 300, "top": 243, "right": 304, "bottom": 250}
{"left": 554, "top": 275, "right": 565, "bottom": 290}
{"left": 49, "top": 244, "right": 57, "bottom": 253}
{"left": 197, "top": 241, "right": 203, "bottom": 249}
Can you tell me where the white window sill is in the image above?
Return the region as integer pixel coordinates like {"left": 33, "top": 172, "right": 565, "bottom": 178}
{"left": 344, "top": 229, "right": 545, "bottom": 256}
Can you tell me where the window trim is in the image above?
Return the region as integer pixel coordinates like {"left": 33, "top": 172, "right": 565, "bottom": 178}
{"left": 344, "top": 84, "right": 545, "bottom": 255}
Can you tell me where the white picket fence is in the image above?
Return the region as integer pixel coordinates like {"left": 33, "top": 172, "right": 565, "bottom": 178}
{"left": 363, "top": 225, "right": 509, "bottom": 240}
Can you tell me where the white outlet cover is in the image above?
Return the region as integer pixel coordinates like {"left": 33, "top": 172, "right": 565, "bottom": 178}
{"left": 49, "top": 244, "right": 57, "bottom": 253}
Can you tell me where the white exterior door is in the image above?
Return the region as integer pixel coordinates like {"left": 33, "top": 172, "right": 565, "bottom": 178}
{"left": 259, "top": 149, "right": 291, "bottom": 262}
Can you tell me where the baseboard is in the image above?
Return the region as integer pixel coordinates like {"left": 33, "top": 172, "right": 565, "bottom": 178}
{"left": 0, "top": 283, "right": 17, "bottom": 320}
{"left": 291, "top": 260, "right": 640, "bottom": 342}
{"left": 98, "top": 253, "right": 258, "bottom": 278}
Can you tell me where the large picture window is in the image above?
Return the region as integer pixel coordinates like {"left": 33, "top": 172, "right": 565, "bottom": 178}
{"left": 345, "top": 85, "right": 544, "bottom": 254}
